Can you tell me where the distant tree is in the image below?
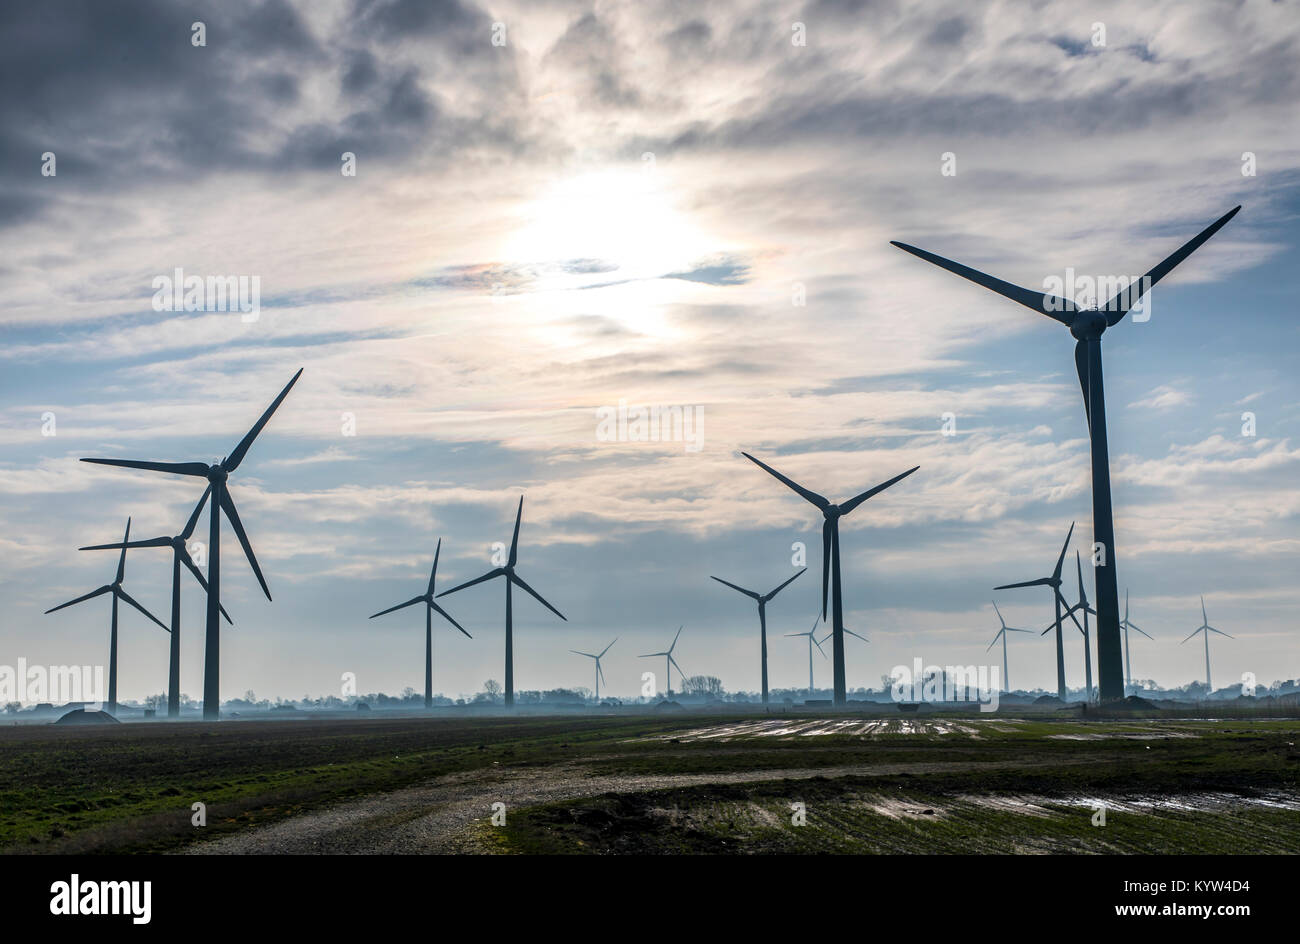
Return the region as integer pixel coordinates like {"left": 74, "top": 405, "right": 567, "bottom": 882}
{"left": 682, "top": 675, "right": 723, "bottom": 697}
{"left": 483, "top": 679, "right": 502, "bottom": 697}
{"left": 401, "top": 686, "right": 416, "bottom": 701}
{"left": 3, "top": 701, "right": 20, "bottom": 714}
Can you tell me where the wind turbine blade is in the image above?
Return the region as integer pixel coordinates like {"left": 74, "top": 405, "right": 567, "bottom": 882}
{"left": 992, "top": 600, "right": 1005, "bottom": 627}
{"left": 1201, "top": 595, "right": 1208, "bottom": 626}
{"left": 79, "top": 537, "right": 171, "bottom": 551}
{"left": 599, "top": 637, "right": 618, "bottom": 658}
{"left": 181, "top": 485, "right": 214, "bottom": 541}
{"left": 710, "top": 575, "right": 760, "bottom": 600}
{"left": 436, "top": 567, "right": 505, "bottom": 598}
{"left": 670, "top": 626, "right": 683, "bottom": 652}
{"left": 1075, "top": 551, "right": 1086, "bottom": 602}
{"left": 638, "top": 652, "right": 667, "bottom": 659}
{"left": 740, "top": 452, "right": 829, "bottom": 509}
{"left": 1104, "top": 206, "right": 1241, "bottom": 325}
{"left": 1206, "top": 626, "right": 1233, "bottom": 639}
{"left": 994, "top": 578, "right": 1051, "bottom": 590}
{"left": 179, "top": 550, "right": 233, "bottom": 624}
{"left": 571, "top": 650, "right": 596, "bottom": 659}
{"left": 1063, "top": 603, "right": 1085, "bottom": 636}
{"left": 1053, "top": 522, "right": 1076, "bottom": 580}
{"left": 1133, "top": 627, "right": 1154, "bottom": 640}
{"left": 669, "top": 654, "right": 684, "bottom": 677}
{"left": 598, "top": 663, "right": 606, "bottom": 687}
{"left": 510, "top": 572, "right": 566, "bottom": 621}
{"left": 116, "top": 518, "right": 131, "bottom": 583}
{"left": 765, "top": 568, "right": 805, "bottom": 600}
{"left": 783, "top": 632, "right": 806, "bottom": 638}
{"left": 430, "top": 601, "right": 471, "bottom": 638}
{"left": 843, "top": 628, "right": 869, "bottom": 643}
{"left": 45, "top": 585, "right": 112, "bottom": 614}
{"left": 812, "top": 635, "right": 826, "bottom": 657}
{"left": 508, "top": 496, "right": 523, "bottom": 567}
{"left": 889, "top": 240, "right": 1077, "bottom": 325}
{"left": 369, "top": 596, "right": 424, "bottom": 619}
{"left": 80, "top": 458, "right": 210, "bottom": 477}
{"left": 116, "top": 587, "right": 168, "bottom": 632}
{"left": 987, "top": 629, "right": 1004, "bottom": 652}
{"left": 1006, "top": 627, "right": 1035, "bottom": 634}
{"left": 1074, "top": 339, "right": 1091, "bottom": 431}
{"left": 839, "top": 465, "right": 920, "bottom": 516}
{"left": 220, "top": 489, "right": 271, "bottom": 601}
{"left": 821, "top": 521, "right": 831, "bottom": 620}
{"left": 428, "top": 538, "right": 441, "bottom": 595}
{"left": 224, "top": 368, "right": 303, "bottom": 472}
{"left": 1180, "top": 627, "right": 1201, "bottom": 644}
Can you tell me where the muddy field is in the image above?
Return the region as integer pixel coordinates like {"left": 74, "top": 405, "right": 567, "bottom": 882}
{"left": 2, "top": 710, "right": 1296, "bottom": 854}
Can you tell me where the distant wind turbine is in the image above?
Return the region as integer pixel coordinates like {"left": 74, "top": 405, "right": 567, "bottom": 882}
{"left": 639, "top": 626, "right": 685, "bottom": 698}
{"left": 1120, "top": 589, "right": 1153, "bottom": 694}
{"left": 46, "top": 518, "right": 168, "bottom": 715}
{"left": 1059, "top": 552, "right": 1098, "bottom": 702}
{"left": 893, "top": 206, "right": 1241, "bottom": 701}
{"left": 786, "top": 614, "right": 827, "bottom": 696}
{"left": 998, "top": 522, "right": 1083, "bottom": 701}
{"left": 370, "top": 539, "right": 470, "bottom": 709}
{"left": 79, "top": 488, "right": 231, "bottom": 718}
{"left": 741, "top": 452, "right": 918, "bottom": 706}
{"left": 81, "top": 368, "right": 303, "bottom": 720}
{"left": 437, "top": 497, "right": 565, "bottom": 707}
{"left": 711, "top": 568, "right": 805, "bottom": 704}
{"left": 570, "top": 638, "right": 617, "bottom": 702}
{"left": 1182, "top": 596, "right": 1232, "bottom": 693}
{"left": 987, "top": 601, "right": 1033, "bottom": 693}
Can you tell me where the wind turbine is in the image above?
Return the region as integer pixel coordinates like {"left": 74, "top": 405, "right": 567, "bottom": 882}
{"left": 45, "top": 518, "right": 168, "bottom": 715}
{"left": 570, "top": 638, "right": 617, "bottom": 702}
{"left": 1182, "top": 596, "right": 1232, "bottom": 694}
{"left": 1060, "top": 552, "right": 1098, "bottom": 702}
{"left": 786, "top": 614, "right": 827, "bottom": 695}
{"left": 997, "top": 522, "right": 1083, "bottom": 701}
{"left": 639, "top": 626, "right": 685, "bottom": 698}
{"left": 893, "top": 206, "right": 1241, "bottom": 702}
{"left": 81, "top": 369, "right": 303, "bottom": 720}
{"left": 79, "top": 488, "right": 231, "bottom": 718}
{"left": 1120, "top": 589, "right": 1153, "bottom": 694}
{"left": 711, "top": 569, "right": 806, "bottom": 704}
{"left": 436, "top": 497, "right": 565, "bottom": 708}
{"left": 370, "top": 539, "right": 470, "bottom": 709}
{"left": 987, "top": 601, "right": 1033, "bottom": 693}
{"left": 741, "top": 452, "right": 918, "bottom": 706}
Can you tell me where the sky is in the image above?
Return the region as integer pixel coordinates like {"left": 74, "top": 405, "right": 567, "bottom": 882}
{"left": 1, "top": 0, "right": 1297, "bottom": 704}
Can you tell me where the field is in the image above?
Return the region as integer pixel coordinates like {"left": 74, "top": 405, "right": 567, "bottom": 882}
{"left": 2, "top": 708, "right": 1298, "bottom": 854}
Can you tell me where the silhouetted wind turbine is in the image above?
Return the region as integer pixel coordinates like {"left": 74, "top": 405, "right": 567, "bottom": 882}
{"left": 370, "top": 539, "right": 470, "bottom": 709}
{"left": 1060, "top": 552, "right": 1099, "bottom": 702}
{"left": 437, "top": 497, "right": 564, "bottom": 708}
{"left": 570, "top": 638, "right": 616, "bottom": 702}
{"left": 893, "top": 206, "right": 1240, "bottom": 702}
{"left": 997, "top": 522, "right": 1082, "bottom": 701}
{"left": 987, "top": 601, "right": 1033, "bottom": 693}
{"left": 711, "top": 569, "right": 805, "bottom": 704}
{"left": 786, "top": 614, "right": 827, "bottom": 695}
{"left": 46, "top": 518, "right": 167, "bottom": 715}
{"left": 741, "top": 453, "right": 918, "bottom": 706}
{"left": 639, "top": 626, "right": 685, "bottom": 697}
{"left": 1182, "top": 596, "right": 1232, "bottom": 693}
{"left": 81, "top": 369, "right": 303, "bottom": 720}
{"left": 79, "top": 488, "right": 231, "bottom": 718}
{"left": 1120, "top": 589, "right": 1153, "bottom": 694}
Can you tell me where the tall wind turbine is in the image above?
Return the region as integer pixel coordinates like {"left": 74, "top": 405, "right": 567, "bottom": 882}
{"left": 1182, "top": 596, "right": 1232, "bottom": 694}
{"left": 370, "top": 539, "right": 470, "bottom": 709}
{"left": 81, "top": 369, "right": 303, "bottom": 720}
{"left": 987, "top": 601, "right": 1033, "bottom": 693}
{"left": 45, "top": 518, "right": 168, "bottom": 715}
{"left": 570, "top": 638, "right": 617, "bottom": 702}
{"left": 1120, "top": 590, "right": 1153, "bottom": 694}
{"left": 997, "top": 522, "right": 1083, "bottom": 701}
{"left": 786, "top": 614, "right": 827, "bottom": 695}
{"left": 741, "top": 453, "right": 918, "bottom": 706}
{"left": 893, "top": 206, "right": 1241, "bottom": 702}
{"left": 79, "top": 488, "right": 231, "bottom": 718}
{"left": 638, "top": 626, "right": 685, "bottom": 698}
{"left": 437, "top": 497, "right": 565, "bottom": 708}
{"left": 711, "top": 569, "right": 806, "bottom": 704}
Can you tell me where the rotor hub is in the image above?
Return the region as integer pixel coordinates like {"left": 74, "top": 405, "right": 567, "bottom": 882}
{"left": 824, "top": 504, "right": 841, "bottom": 520}
{"left": 207, "top": 464, "right": 228, "bottom": 482}
{"left": 1070, "top": 309, "right": 1107, "bottom": 341}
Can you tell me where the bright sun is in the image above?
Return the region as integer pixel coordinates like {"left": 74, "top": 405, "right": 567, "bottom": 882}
{"left": 505, "top": 169, "right": 713, "bottom": 285}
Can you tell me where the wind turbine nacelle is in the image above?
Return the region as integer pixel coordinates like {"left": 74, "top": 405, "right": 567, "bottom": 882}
{"left": 1069, "top": 309, "right": 1107, "bottom": 341}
